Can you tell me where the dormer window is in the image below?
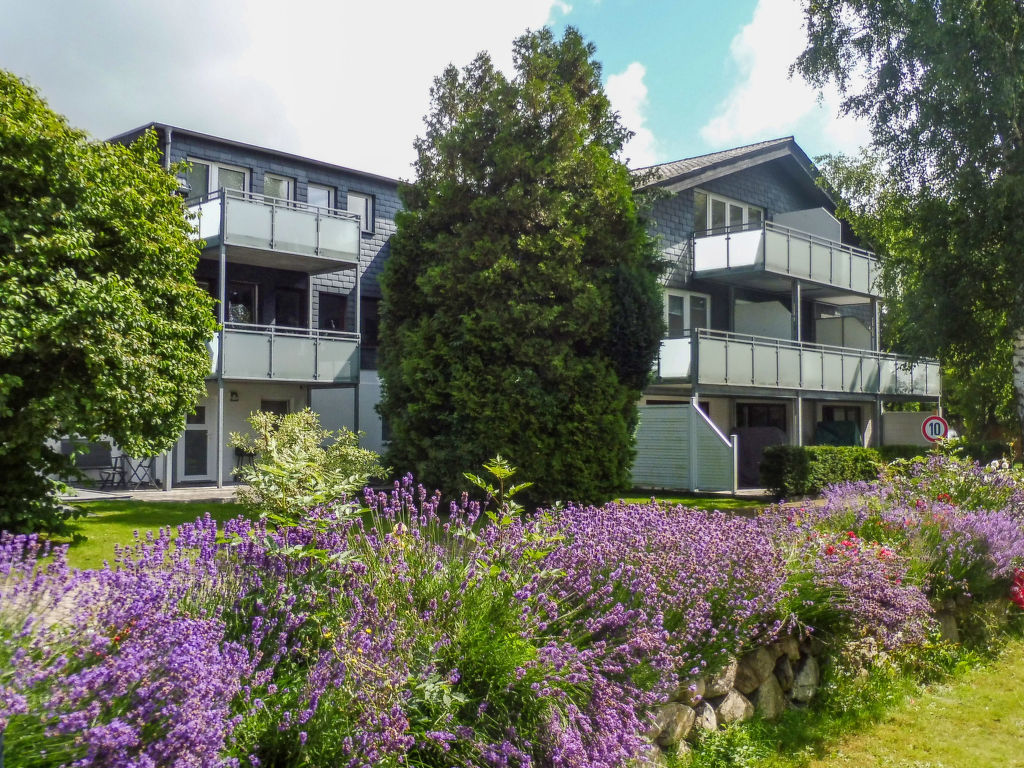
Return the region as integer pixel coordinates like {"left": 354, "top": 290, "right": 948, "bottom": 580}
{"left": 694, "top": 190, "right": 763, "bottom": 235}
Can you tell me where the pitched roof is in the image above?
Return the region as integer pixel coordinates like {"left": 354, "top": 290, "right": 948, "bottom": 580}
{"left": 634, "top": 137, "right": 793, "bottom": 183}
{"left": 632, "top": 136, "right": 831, "bottom": 207}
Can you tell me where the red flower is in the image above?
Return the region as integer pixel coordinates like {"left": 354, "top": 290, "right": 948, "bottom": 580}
{"left": 915, "top": 498, "right": 926, "bottom": 510}
{"left": 846, "top": 531, "right": 857, "bottom": 539}
{"left": 825, "top": 545, "right": 836, "bottom": 555}
{"left": 936, "top": 492, "right": 952, "bottom": 504}
{"left": 1011, "top": 570, "right": 1024, "bottom": 611}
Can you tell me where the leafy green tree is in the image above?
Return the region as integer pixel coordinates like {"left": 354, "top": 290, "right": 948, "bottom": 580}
{"left": 796, "top": 0, "right": 1024, "bottom": 441}
{"left": 0, "top": 72, "right": 217, "bottom": 532}
{"left": 378, "top": 27, "right": 664, "bottom": 503}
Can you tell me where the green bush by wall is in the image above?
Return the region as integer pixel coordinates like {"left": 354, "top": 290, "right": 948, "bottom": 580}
{"left": 761, "top": 445, "right": 881, "bottom": 498}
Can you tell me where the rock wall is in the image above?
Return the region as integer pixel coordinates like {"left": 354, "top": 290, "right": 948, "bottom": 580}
{"left": 644, "top": 635, "right": 824, "bottom": 763}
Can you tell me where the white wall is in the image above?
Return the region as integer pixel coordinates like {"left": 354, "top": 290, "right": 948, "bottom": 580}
{"left": 310, "top": 370, "right": 385, "bottom": 454}
{"left": 774, "top": 207, "right": 842, "bottom": 242}
{"left": 882, "top": 411, "right": 938, "bottom": 446}
{"left": 734, "top": 300, "right": 792, "bottom": 339}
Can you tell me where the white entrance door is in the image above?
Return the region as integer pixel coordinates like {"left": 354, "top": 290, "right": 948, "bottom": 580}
{"left": 177, "top": 404, "right": 215, "bottom": 482}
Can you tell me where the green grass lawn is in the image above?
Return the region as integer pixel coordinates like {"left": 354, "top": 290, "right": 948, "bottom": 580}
{"left": 617, "top": 494, "right": 770, "bottom": 513}
{"left": 802, "top": 638, "right": 1024, "bottom": 768}
{"left": 62, "top": 500, "right": 249, "bottom": 570}
{"left": 58, "top": 493, "right": 767, "bottom": 571}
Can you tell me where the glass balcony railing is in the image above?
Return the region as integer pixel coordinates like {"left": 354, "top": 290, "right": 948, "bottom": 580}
{"left": 208, "top": 323, "right": 359, "bottom": 383}
{"left": 656, "top": 329, "right": 939, "bottom": 398}
{"left": 189, "top": 188, "right": 361, "bottom": 270}
{"left": 693, "top": 221, "right": 880, "bottom": 297}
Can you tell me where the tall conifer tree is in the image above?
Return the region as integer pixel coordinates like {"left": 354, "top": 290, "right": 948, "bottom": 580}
{"left": 379, "top": 27, "right": 663, "bottom": 503}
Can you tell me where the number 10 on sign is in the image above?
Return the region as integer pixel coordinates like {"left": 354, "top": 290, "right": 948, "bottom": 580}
{"left": 922, "top": 415, "right": 948, "bottom": 442}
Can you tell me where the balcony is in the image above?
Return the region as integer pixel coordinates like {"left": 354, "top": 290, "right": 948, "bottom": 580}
{"left": 656, "top": 329, "right": 940, "bottom": 398}
{"left": 189, "top": 189, "right": 361, "bottom": 274}
{"left": 208, "top": 324, "right": 359, "bottom": 384}
{"left": 693, "top": 222, "right": 879, "bottom": 301}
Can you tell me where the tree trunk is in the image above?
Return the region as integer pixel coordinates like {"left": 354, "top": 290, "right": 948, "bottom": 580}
{"left": 1012, "top": 328, "right": 1024, "bottom": 456}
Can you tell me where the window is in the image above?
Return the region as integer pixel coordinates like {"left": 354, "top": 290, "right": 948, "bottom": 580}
{"left": 693, "top": 189, "right": 763, "bottom": 234}
{"left": 360, "top": 297, "right": 381, "bottom": 370}
{"left": 664, "top": 290, "right": 710, "bottom": 338}
{"left": 347, "top": 191, "right": 374, "bottom": 233}
{"left": 274, "top": 288, "right": 304, "bottom": 328}
{"left": 182, "top": 159, "right": 249, "bottom": 198}
{"left": 307, "top": 183, "right": 333, "bottom": 210}
{"left": 260, "top": 399, "right": 290, "bottom": 417}
{"left": 227, "top": 281, "right": 258, "bottom": 325}
{"left": 263, "top": 173, "right": 293, "bottom": 201}
{"left": 318, "top": 292, "right": 347, "bottom": 331}
{"left": 736, "top": 403, "right": 787, "bottom": 431}
{"left": 822, "top": 405, "right": 861, "bottom": 427}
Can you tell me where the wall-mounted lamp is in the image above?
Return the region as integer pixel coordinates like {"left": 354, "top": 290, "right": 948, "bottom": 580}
{"left": 229, "top": 391, "right": 239, "bottom": 402}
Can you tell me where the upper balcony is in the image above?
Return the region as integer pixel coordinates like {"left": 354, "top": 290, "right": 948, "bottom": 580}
{"left": 208, "top": 323, "right": 359, "bottom": 384}
{"left": 189, "top": 189, "right": 361, "bottom": 274}
{"left": 656, "top": 329, "right": 939, "bottom": 399}
{"left": 693, "top": 221, "right": 880, "bottom": 301}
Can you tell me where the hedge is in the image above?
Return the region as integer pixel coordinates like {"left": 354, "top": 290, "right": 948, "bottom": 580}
{"left": 761, "top": 445, "right": 881, "bottom": 498}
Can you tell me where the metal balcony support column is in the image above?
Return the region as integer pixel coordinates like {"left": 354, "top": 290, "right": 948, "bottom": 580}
{"left": 727, "top": 286, "right": 736, "bottom": 332}
{"left": 872, "top": 298, "right": 881, "bottom": 351}
{"left": 791, "top": 280, "right": 802, "bottom": 342}
{"left": 795, "top": 395, "right": 804, "bottom": 446}
{"left": 688, "top": 393, "right": 699, "bottom": 491}
{"left": 216, "top": 213, "right": 226, "bottom": 489}
{"left": 874, "top": 396, "right": 883, "bottom": 447}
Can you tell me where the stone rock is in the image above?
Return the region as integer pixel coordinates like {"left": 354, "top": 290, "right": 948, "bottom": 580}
{"left": 767, "top": 641, "right": 786, "bottom": 660}
{"left": 791, "top": 655, "right": 820, "bottom": 702}
{"left": 800, "top": 635, "right": 826, "bottom": 657}
{"left": 735, "top": 647, "right": 776, "bottom": 694}
{"left": 752, "top": 674, "right": 786, "bottom": 721}
{"left": 936, "top": 610, "right": 960, "bottom": 644}
{"left": 778, "top": 636, "right": 801, "bottom": 662}
{"left": 714, "top": 689, "right": 754, "bottom": 725}
{"left": 655, "top": 703, "right": 696, "bottom": 746}
{"left": 704, "top": 658, "right": 738, "bottom": 697}
{"left": 692, "top": 701, "right": 718, "bottom": 736}
{"left": 669, "top": 677, "right": 705, "bottom": 706}
{"left": 636, "top": 745, "right": 669, "bottom": 767}
{"left": 774, "top": 655, "right": 794, "bottom": 691}
{"left": 667, "top": 740, "right": 693, "bottom": 760}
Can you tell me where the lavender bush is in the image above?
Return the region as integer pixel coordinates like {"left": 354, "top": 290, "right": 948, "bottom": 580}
{"left": 2, "top": 456, "right": 1022, "bottom": 768}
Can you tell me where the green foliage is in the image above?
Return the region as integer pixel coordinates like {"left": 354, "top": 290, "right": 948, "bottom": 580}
{"left": 761, "top": 445, "right": 880, "bottom": 498}
{"left": 464, "top": 454, "right": 534, "bottom": 518}
{"left": 378, "top": 27, "right": 664, "bottom": 505}
{"left": 229, "top": 409, "right": 388, "bottom": 523}
{"left": 0, "top": 71, "right": 217, "bottom": 533}
{"left": 798, "top": 2, "right": 1024, "bottom": 439}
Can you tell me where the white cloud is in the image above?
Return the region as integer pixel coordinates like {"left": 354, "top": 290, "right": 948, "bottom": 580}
{"left": 605, "top": 62, "right": 658, "bottom": 167}
{"left": 699, "top": 0, "right": 870, "bottom": 154}
{"left": 0, "top": 0, "right": 571, "bottom": 179}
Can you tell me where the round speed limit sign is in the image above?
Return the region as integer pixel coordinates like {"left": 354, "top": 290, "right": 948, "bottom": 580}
{"left": 922, "top": 415, "right": 949, "bottom": 442}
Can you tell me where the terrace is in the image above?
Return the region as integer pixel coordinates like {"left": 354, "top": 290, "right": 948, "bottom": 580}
{"left": 656, "top": 328, "right": 940, "bottom": 398}
{"left": 188, "top": 188, "right": 362, "bottom": 274}
{"left": 693, "top": 220, "right": 880, "bottom": 301}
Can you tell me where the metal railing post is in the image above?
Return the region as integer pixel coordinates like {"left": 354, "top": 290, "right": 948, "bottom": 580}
{"left": 267, "top": 326, "right": 275, "bottom": 378}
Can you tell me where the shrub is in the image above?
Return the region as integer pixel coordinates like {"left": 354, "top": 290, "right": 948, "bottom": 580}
{"left": 761, "top": 445, "right": 880, "bottom": 498}
{"left": 229, "top": 408, "right": 389, "bottom": 523}
{"left": 877, "top": 441, "right": 1012, "bottom": 465}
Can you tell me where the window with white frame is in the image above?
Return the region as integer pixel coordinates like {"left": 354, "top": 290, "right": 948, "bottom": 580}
{"left": 346, "top": 191, "right": 374, "bottom": 234}
{"left": 665, "top": 290, "right": 711, "bottom": 339}
{"left": 307, "top": 183, "right": 333, "bottom": 210}
{"left": 263, "top": 173, "right": 293, "bottom": 201}
{"left": 182, "top": 159, "right": 249, "bottom": 198}
{"left": 693, "top": 189, "right": 763, "bottom": 234}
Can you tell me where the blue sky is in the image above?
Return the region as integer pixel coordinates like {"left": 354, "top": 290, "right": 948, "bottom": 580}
{"left": 0, "top": 0, "right": 868, "bottom": 179}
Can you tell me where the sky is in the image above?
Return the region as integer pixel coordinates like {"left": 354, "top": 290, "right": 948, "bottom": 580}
{"left": 0, "top": 0, "right": 870, "bottom": 180}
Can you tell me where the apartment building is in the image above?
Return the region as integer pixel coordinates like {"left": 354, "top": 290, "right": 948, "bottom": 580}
{"left": 631, "top": 138, "right": 940, "bottom": 490}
